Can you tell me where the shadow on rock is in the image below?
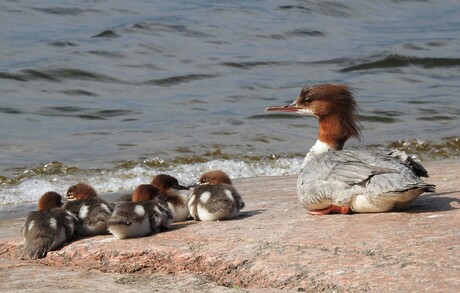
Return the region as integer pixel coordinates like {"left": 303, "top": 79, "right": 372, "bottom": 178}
{"left": 169, "top": 221, "right": 197, "bottom": 231}
{"left": 405, "top": 191, "right": 460, "bottom": 213}
{"left": 235, "top": 209, "right": 265, "bottom": 220}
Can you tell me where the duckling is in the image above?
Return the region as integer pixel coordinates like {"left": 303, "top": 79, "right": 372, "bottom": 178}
{"left": 63, "top": 183, "right": 113, "bottom": 236}
{"left": 152, "top": 174, "right": 190, "bottom": 222}
{"left": 188, "top": 170, "right": 245, "bottom": 221}
{"left": 22, "top": 191, "right": 76, "bottom": 259}
{"left": 108, "top": 184, "right": 173, "bottom": 239}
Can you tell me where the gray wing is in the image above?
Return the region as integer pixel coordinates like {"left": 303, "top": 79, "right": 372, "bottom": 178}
{"left": 325, "top": 159, "right": 397, "bottom": 185}
{"left": 108, "top": 202, "right": 137, "bottom": 226}
{"left": 298, "top": 150, "right": 434, "bottom": 208}
{"left": 319, "top": 150, "right": 431, "bottom": 191}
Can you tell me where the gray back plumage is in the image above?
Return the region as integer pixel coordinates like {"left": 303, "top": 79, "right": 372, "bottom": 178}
{"left": 109, "top": 200, "right": 172, "bottom": 232}
{"left": 63, "top": 197, "right": 113, "bottom": 223}
{"left": 22, "top": 208, "right": 75, "bottom": 259}
{"left": 298, "top": 149, "right": 435, "bottom": 208}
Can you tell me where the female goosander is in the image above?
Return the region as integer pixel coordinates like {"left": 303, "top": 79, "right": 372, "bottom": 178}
{"left": 266, "top": 84, "right": 435, "bottom": 214}
{"left": 152, "top": 174, "right": 190, "bottom": 222}
{"left": 63, "top": 183, "right": 113, "bottom": 235}
{"left": 188, "top": 170, "right": 245, "bottom": 221}
{"left": 22, "top": 191, "right": 76, "bottom": 259}
{"left": 108, "top": 184, "right": 172, "bottom": 239}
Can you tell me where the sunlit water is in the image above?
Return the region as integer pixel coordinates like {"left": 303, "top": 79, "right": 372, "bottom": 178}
{"left": 1, "top": 0, "right": 459, "bottom": 206}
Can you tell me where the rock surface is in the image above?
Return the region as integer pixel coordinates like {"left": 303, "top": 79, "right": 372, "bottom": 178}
{"left": 1, "top": 160, "right": 459, "bottom": 292}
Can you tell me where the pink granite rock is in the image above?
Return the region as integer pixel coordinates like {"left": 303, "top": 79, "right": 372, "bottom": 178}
{"left": 1, "top": 160, "right": 459, "bottom": 292}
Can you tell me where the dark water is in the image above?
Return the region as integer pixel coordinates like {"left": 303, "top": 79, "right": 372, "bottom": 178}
{"left": 1, "top": 0, "right": 459, "bottom": 205}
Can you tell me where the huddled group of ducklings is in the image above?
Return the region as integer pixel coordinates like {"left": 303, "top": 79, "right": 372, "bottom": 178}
{"left": 22, "top": 170, "right": 245, "bottom": 259}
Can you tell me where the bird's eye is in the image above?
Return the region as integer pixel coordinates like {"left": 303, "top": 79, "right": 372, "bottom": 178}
{"left": 304, "top": 97, "right": 311, "bottom": 103}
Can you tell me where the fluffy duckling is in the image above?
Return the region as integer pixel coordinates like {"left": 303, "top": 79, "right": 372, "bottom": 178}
{"left": 63, "top": 183, "right": 113, "bottom": 236}
{"left": 108, "top": 184, "right": 173, "bottom": 239}
{"left": 152, "top": 174, "right": 190, "bottom": 222}
{"left": 188, "top": 170, "right": 245, "bottom": 221}
{"left": 22, "top": 191, "right": 76, "bottom": 259}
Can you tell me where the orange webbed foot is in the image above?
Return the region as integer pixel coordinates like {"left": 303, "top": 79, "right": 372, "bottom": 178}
{"left": 308, "top": 205, "right": 352, "bottom": 215}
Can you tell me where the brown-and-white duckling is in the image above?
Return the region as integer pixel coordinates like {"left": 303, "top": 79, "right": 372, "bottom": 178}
{"left": 108, "top": 184, "right": 173, "bottom": 239}
{"left": 152, "top": 174, "right": 190, "bottom": 222}
{"left": 63, "top": 183, "right": 113, "bottom": 236}
{"left": 22, "top": 191, "right": 77, "bottom": 259}
{"left": 188, "top": 170, "right": 245, "bottom": 221}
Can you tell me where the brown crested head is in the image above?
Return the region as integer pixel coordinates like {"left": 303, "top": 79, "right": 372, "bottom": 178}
{"left": 132, "top": 184, "right": 160, "bottom": 203}
{"left": 38, "top": 191, "right": 63, "bottom": 211}
{"left": 199, "top": 170, "right": 232, "bottom": 185}
{"left": 66, "top": 183, "right": 98, "bottom": 201}
{"left": 151, "top": 174, "right": 189, "bottom": 196}
{"left": 266, "top": 84, "right": 362, "bottom": 149}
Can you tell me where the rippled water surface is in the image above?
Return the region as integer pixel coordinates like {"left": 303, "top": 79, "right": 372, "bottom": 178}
{"left": 1, "top": 0, "right": 459, "bottom": 205}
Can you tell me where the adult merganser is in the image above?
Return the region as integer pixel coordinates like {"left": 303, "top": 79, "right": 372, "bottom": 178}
{"left": 63, "top": 183, "right": 113, "bottom": 235}
{"left": 22, "top": 192, "right": 76, "bottom": 259}
{"left": 152, "top": 174, "right": 190, "bottom": 222}
{"left": 188, "top": 170, "right": 245, "bottom": 221}
{"left": 108, "top": 184, "right": 172, "bottom": 239}
{"left": 266, "top": 84, "right": 435, "bottom": 214}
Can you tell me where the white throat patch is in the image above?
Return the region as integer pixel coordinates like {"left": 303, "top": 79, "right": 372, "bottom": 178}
{"left": 309, "top": 140, "right": 331, "bottom": 155}
{"left": 302, "top": 140, "right": 332, "bottom": 169}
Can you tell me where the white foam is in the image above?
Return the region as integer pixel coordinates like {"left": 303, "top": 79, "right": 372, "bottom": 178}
{"left": 0, "top": 158, "right": 303, "bottom": 206}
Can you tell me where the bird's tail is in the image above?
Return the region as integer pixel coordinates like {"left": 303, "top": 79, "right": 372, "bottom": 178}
{"left": 23, "top": 234, "right": 54, "bottom": 259}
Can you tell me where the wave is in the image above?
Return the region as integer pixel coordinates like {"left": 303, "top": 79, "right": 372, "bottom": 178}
{"left": 0, "top": 68, "right": 120, "bottom": 83}
{"left": 143, "top": 74, "right": 217, "bottom": 86}
{"left": 31, "top": 7, "right": 96, "bottom": 16}
{"left": 388, "top": 137, "right": 460, "bottom": 160}
{"left": 91, "top": 30, "right": 119, "bottom": 38}
{"left": 260, "top": 29, "right": 325, "bottom": 40}
{"left": 0, "top": 158, "right": 303, "bottom": 206}
{"left": 340, "top": 54, "right": 460, "bottom": 72}
{"left": 1, "top": 106, "right": 140, "bottom": 120}
{"left": 1, "top": 136, "right": 459, "bottom": 206}
{"left": 221, "top": 61, "right": 288, "bottom": 69}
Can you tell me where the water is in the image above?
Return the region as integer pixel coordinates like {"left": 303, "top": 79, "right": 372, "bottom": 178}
{"left": 1, "top": 0, "right": 459, "bottom": 206}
